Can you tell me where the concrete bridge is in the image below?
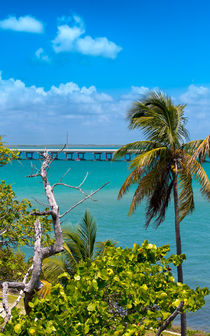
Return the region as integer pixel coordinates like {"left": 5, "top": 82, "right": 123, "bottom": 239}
{"left": 11, "top": 148, "right": 133, "bottom": 161}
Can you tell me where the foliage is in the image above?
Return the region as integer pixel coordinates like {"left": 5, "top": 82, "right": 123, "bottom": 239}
{"left": 114, "top": 91, "right": 210, "bottom": 225}
{"left": 0, "top": 248, "right": 30, "bottom": 282}
{"left": 0, "top": 137, "right": 18, "bottom": 167}
{"left": 42, "top": 210, "right": 115, "bottom": 283}
{"left": 0, "top": 181, "right": 52, "bottom": 249}
{"left": 3, "top": 242, "right": 209, "bottom": 335}
{"left": 0, "top": 180, "right": 52, "bottom": 289}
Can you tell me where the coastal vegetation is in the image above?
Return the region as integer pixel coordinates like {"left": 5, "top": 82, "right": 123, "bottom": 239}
{"left": 0, "top": 96, "right": 210, "bottom": 335}
{"left": 2, "top": 242, "right": 209, "bottom": 335}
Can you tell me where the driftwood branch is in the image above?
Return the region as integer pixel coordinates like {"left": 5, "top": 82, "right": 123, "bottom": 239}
{"left": 0, "top": 281, "right": 25, "bottom": 290}
{"left": 26, "top": 173, "right": 40, "bottom": 178}
{"left": 2, "top": 282, "right": 10, "bottom": 321}
{"left": 156, "top": 301, "right": 184, "bottom": 336}
{"left": 52, "top": 182, "right": 97, "bottom": 201}
{"left": 32, "top": 197, "right": 50, "bottom": 207}
{"left": 59, "top": 167, "right": 71, "bottom": 183}
{"left": 60, "top": 181, "right": 109, "bottom": 218}
{"left": 31, "top": 210, "right": 55, "bottom": 216}
{"left": 11, "top": 266, "right": 33, "bottom": 310}
{"left": 1, "top": 266, "right": 33, "bottom": 331}
{"left": 46, "top": 144, "right": 66, "bottom": 175}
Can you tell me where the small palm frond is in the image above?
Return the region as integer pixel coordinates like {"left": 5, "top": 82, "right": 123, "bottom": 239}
{"left": 77, "top": 210, "right": 97, "bottom": 260}
{"left": 63, "top": 228, "right": 83, "bottom": 263}
{"left": 63, "top": 210, "right": 97, "bottom": 262}
{"left": 63, "top": 242, "right": 78, "bottom": 266}
{"left": 94, "top": 240, "right": 117, "bottom": 258}
{"left": 37, "top": 280, "right": 52, "bottom": 299}
{"left": 113, "top": 141, "right": 161, "bottom": 160}
{"left": 178, "top": 161, "right": 194, "bottom": 222}
{"left": 42, "top": 255, "right": 66, "bottom": 283}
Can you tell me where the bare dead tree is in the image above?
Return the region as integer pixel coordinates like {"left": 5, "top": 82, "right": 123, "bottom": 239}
{"left": 1, "top": 150, "right": 108, "bottom": 325}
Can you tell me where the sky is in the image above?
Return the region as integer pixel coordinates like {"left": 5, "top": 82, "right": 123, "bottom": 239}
{"left": 0, "top": 0, "right": 210, "bottom": 145}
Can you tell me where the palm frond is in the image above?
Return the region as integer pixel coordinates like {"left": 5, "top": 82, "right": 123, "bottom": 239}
{"left": 37, "top": 280, "right": 52, "bottom": 299}
{"left": 183, "top": 139, "right": 203, "bottom": 155}
{"left": 145, "top": 179, "right": 173, "bottom": 228}
{"left": 63, "top": 242, "right": 78, "bottom": 268}
{"left": 127, "top": 91, "right": 188, "bottom": 147}
{"left": 128, "top": 160, "right": 171, "bottom": 221}
{"left": 191, "top": 135, "right": 210, "bottom": 162}
{"left": 129, "top": 147, "right": 168, "bottom": 170}
{"left": 118, "top": 167, "right": 144, "bottom": 199}
{"left": 63, "top": 227, "right": 83, "bottom": 263}
{"left": 42, "top": 255, "right": 66, "bottom": 283}
{"left": 113, "top": 141, "right": 161, "bottom": 160}
{"left": 77, "top": 210, "right": 97, "bottom": 260}
{"left": 178, "top": 161, "right": 194, "bottom": 222}
{"left": 184, "top": 152, "right": 210, "bottom": 199}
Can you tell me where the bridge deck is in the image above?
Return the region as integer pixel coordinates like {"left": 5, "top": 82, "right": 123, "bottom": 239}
{"left": 10, "top": 148, "right": 133, "bottom": 161}
{"left": 12, "top": 148, "right": 117, "bottom": 153}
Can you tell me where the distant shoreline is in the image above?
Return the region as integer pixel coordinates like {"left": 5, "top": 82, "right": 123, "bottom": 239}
{"left": 9, "top": 144, "right": 123, "bottom": 148}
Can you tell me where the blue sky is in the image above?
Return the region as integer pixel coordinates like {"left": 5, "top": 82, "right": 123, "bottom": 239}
{"left": 0, "top": 0, "right": 210, "bottom": 144}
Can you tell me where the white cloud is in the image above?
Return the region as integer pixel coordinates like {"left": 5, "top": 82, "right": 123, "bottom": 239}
{"left": 52, "top": 24, "right": 84, "bottom": 53}
{"left": 179, "top": 85, "right": 209, "bottom": 104}
{"left": 52, "top": 15, "right": 122, "bottom": 58}
{"left": 121, "top": 86, "right": 149, "bottom": 100}
{"left": 177, "top": 85, "right": 210, "bottom": 138}
{"left": 0, "top": 73, "right": 138, "bottom": 144}
{"left": 0, "top": 73, "right": 209, "bottom": 144}
{"left": 77, "top": 36, "right": 121, "bottom": 58}
{"left": 35, "top": 48, "right": 50, "bottom": 62}
{"left": 0, "top": 15, "right": 44, "bottom": 33}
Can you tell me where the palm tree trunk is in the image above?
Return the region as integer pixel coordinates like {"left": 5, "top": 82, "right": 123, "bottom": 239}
{"left": 173, "top": 163, "right": 187, "bottom": 336}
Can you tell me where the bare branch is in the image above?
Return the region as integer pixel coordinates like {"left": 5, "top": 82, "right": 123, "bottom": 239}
{"left": 1, "top": 266, "right": 34, "bottom": 331}
{"left": 78, "top": 172, "right": 88, "bottom": 188}
{"left": 30, "top": 161, "right": 40, "bottom": 175}
{"left": 156, "top": 301, "right": 184, "bottom": 336}
{"left": 59, "top": 167, "right": 71, "bottom": 183}
{"left": 11, "top": 266, "right": 33, "bottom": 311}
{"left": 26, "top": 173, "right": 40, "bottom": 178}
{"left": 52, "top": 182, "right": 97, "bottom": 201}
{"left": 32, "top": 197, "right": 50, "bottom": 207}
{"left": 2, "top": 282, "right": 10, "bottom": 321}
{"left": 24, "top": 220, "right": 42, "bottom": 296}
{"left": 31, "top": 210, "right": 54, "bottom": 217}
{"left": 60, "top": 182, "right": 109, "bottom": 218}
{"left": 0, "top": 282, "right": 25, "bottom": 290}
{"left": 46, "top": 144, "right": 66, "bottom": 175}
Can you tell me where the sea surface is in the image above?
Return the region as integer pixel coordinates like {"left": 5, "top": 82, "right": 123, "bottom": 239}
{"left": 1, "top": 150, "right": 210, "bottom": 331}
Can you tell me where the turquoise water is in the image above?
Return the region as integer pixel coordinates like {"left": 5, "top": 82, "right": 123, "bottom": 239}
{"left": 1, "top": 158, "right": 210, "bottom": 331}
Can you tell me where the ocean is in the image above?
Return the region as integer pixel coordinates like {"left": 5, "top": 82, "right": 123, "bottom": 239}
{"left": 1, "top": 152, "right": 210, "bottom": 331}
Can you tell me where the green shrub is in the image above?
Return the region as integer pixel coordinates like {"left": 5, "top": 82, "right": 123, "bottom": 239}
{"left": 3, "top": 241, "right": 209, "bottom": 336}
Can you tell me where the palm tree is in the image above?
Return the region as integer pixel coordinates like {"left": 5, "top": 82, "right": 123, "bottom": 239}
{"left": 42, "top": 210, "right": 115, "bottom": 284}
{"left": 114, "top": 91, "right": 210, "bottom": 336}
